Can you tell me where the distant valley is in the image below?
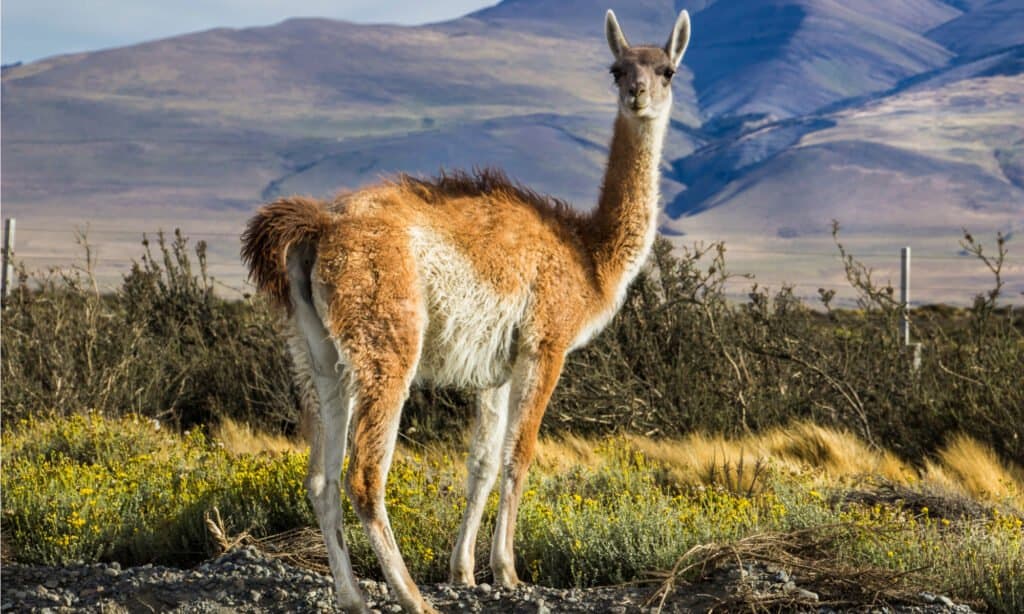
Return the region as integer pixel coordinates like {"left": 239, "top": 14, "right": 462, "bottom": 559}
{"left": 2, "top": 0, "right": 1022, "bottom": 302}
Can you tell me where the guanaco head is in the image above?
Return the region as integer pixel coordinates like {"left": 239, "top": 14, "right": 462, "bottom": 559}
{"left": 605, "top": 9, "right": 691, "bottom": 121}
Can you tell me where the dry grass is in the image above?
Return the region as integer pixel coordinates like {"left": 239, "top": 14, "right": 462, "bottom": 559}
{"left": 623, "top": 423, "right": 914, "bottom": 493}
{"left": 922, "top": 434, "right": 1024, "bottom": 507}
{"left": 213, "top": 418, "right": 1023, "bottom": 512}
{"left": 213, "top": 417, "right": 303, "bottom": 456}
{"left": 533, "top": 434, "right": 603, "bottom": 474}
{"left": 621, "top": 424, "right": 1021, "bottom": 510}
{"left": 644, "top": 524, "right": 925, "bottom": 613}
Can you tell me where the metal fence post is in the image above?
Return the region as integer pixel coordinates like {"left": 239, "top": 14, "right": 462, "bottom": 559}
{"left": 900, "top": 246, "right": 910, "bottom": 346}
{"left": 900, "top": 246, "right": 921, "bottom": 370}
{"left": 2, "top": 218, "right": 15, "bottom": 304}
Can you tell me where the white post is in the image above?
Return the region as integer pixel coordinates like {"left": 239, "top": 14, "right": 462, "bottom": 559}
{"left": 1, "top": 218, "right": 14, "bottom": 303}
{"left": 900, "top": 246, "right": 910, "bottom": 346}
{"left": 900, "top": 246, "right": 921, "bottom": 370}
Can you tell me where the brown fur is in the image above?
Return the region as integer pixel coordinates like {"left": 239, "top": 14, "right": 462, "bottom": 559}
{"left": 240, "top": 196, "right": 332, "bottom": 312}
{"left": 241, "top": 9, "right": 691, "bottom": 612}
{"left": 394, "top": 167, "right": 580, "bottom": 220}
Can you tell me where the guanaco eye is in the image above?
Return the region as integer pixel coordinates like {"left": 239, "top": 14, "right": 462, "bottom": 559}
{"left": 662, "top": 67, "right": 675, "bottom": 80}
{"left": 610, "top": 67, "right": 624, "bottom": 82}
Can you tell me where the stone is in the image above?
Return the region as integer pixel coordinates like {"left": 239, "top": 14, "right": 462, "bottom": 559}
{"left": 796, "top": 589, "right": 818, "bottom": 602}
{"left": 475, "top": 583, "right": 492, "bottom": 595}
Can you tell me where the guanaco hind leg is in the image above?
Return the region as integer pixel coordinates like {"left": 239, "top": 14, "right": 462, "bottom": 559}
{"left": 342, "top": 340, "right": 437, "bottom": 612}
{"left": 287, "top": 251, "right": 367, "bottom": 613}
{"left": 317, "top": 232, "right": 436, "bottom": 613}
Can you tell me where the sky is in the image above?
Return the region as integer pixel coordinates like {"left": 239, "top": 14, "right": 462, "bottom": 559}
{"left": 1, "top": 0, "right": 496, "bottom": 64}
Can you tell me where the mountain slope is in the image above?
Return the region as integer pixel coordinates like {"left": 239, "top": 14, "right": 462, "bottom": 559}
{"left": 684, "top": 0, "right": 954, "bottom": 119}
{"left": 1, "top": 18, "right": 633, "bottom": 139}
{"left": 1, "top": 13, "right": 700, "bottom": 224}
{"left": 665, "top": 74, "right": 1024, "bottom": 237}
{"left": 927, "top": 0, "right": 1024, "bottom": 59}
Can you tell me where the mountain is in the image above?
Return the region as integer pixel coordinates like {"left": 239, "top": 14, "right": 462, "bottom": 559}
{"left": 683, "top": 0, "right": 954, "bottom": 119}
{"left": 2, "top": 0, "right": 1022, "bottom": 301}
{"left": 927, "top": 0, "right": 1024, "bottom": 59}
{"left": 471, "top": 0, "right": 698, "bottom": 41}
{"left": 666, "top": 74, "right": 1024, "bottom": 236}
{"left": 4, "top": 15, "right": 699, "bottom": 224}
{"left": 2, "top": 13, "right": 679, "bottom": 223}
{"left": 472, "top": 0, "right": 961, "bottom": 119}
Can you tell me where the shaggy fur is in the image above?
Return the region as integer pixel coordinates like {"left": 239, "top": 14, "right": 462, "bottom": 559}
{"left": 241, "top": 196, "right": 331, "bottom": 313}
{"left": 240, "top": 10, "right": 691, "bottom": 614}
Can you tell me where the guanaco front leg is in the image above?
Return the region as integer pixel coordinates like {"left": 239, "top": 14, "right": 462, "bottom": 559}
{"left": 489, "top": 348, "right": 565, "bottom": 587}
{"left": 450, "top": 384, "right": 510, "bottom": 585}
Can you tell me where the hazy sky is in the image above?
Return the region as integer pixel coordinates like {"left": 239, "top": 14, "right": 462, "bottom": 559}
{"left": 2, "top": 0, "right": 496, "bottom": 64}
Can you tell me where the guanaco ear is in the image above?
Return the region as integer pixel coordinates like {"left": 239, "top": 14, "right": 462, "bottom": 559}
{"left": 664, "top": 9, "right": 691, "bottom": 68}
{"left": 605, "top": 10, "right": 630, "bottom": 59}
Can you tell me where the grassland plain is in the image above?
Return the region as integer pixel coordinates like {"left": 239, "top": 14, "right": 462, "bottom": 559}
{"left": 1, "top": 230, "right": 1021, "bottom": 611}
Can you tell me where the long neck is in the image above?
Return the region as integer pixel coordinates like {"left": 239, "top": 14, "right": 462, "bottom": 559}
{"left": 590, "top": 110, "right": 668, "bottom": 302}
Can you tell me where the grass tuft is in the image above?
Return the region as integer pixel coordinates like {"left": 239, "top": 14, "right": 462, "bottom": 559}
{"left": 924, "top": 434, "right": 1024, "bottom": 506}
{"left": 213, "top": 417, "right": 303, "bottom": 456}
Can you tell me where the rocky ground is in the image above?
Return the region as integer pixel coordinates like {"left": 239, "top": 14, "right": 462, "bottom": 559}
{"left": 2, "top": 547, "right": 976, "bottom": 613}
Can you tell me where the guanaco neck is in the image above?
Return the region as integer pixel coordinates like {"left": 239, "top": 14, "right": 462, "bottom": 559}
{"left": 590, "top": 108, "right": 669, "bottom": 304}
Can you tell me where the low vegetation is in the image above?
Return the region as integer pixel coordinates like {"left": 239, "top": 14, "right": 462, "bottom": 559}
{"left": 1, "top": 227, "right": 1020, "bottom": 610}
{"left": 1, "top": 231, "right": 297, "bottom": 430}
{"left": 2, "top": 414, "right": 1021, "bottom": 611}
{"left": 2, "top": 226, "right": 1020, "bottom": 464}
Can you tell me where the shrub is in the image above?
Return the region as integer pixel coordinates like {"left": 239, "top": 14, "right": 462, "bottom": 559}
{"left": 1, "top": 231, "right": 298, "bottom": 432}
{"left": 552, "top": 227, "right": 1023, "bottom": 464}
{"left": 2, "top": 226, "right": 1021, "bottom": 462}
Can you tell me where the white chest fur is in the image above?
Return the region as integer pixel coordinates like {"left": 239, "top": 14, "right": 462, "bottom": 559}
{"left": 408, "top": 227, "right": 529, "bottom": 389}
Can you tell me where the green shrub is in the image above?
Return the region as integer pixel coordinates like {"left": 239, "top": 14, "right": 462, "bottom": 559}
{"left": 552, "top": 228, "right": 1023, "bottom": 464}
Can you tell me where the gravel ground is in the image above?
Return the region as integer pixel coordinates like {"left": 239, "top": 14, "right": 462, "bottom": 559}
{"left": 1, "top": 547, "right": 976, "bottom": 613}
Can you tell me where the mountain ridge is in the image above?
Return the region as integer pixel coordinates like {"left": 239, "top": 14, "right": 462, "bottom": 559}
{"left": 2, "top": 0, "right": 1022, "bottom": 301}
